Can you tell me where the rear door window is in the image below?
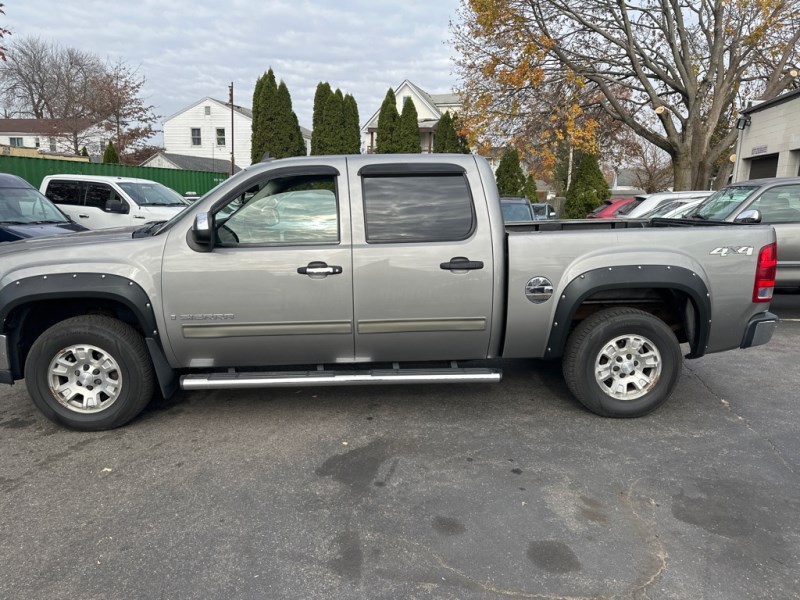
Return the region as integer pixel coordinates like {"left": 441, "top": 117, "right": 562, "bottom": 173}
{"left": 362, "top": 174, "right": 474, "bottom": 243}
{"left": 45, "top": 180, "right": 85, "bottom": 206}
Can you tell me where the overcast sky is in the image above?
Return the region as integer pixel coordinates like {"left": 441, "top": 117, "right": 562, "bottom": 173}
{"left": 5, "top": 0, "right": 463, "bottom": 139}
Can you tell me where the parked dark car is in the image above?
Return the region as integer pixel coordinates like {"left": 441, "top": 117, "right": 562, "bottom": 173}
{"left": 0, "top": 173, "right": 87, "bottom": 242}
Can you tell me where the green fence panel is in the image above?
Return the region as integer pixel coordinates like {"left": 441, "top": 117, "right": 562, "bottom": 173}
{"left": 0, "top": 155, "right": 228, "bottom": 196}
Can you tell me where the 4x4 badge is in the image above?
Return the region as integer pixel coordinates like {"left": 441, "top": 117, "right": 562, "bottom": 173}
{"left": 710, "top": 246, "right": 754, "bottom": 256}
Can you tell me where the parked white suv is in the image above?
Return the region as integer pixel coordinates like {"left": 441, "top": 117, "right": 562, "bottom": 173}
{"left": 40, "top": 175, "right": 187, "bottom": 230}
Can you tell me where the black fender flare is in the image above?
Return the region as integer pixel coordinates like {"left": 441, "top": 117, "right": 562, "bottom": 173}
{"left": 0, "top": 273, "right": 177, "bottom": 397}
{"left": 543, "top": 265, "right": 711, "bottom": 360}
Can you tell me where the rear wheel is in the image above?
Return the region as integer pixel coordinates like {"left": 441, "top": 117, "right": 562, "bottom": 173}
{"left": 562, "top": 307, "right": 682, "bottom": 417}
{"left": 25, "top": 315, "right": 155, "bottom": 430}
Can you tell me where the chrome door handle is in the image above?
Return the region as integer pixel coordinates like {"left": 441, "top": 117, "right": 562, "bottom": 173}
{"left": 297, "top": 261, "right": 343, "bottom": 276}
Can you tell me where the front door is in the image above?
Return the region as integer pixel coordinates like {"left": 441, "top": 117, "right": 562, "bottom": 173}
{"left": 161, "top": 161, "right": 354, "bottom": 368}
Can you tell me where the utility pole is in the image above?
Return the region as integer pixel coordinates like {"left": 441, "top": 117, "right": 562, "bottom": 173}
{"left": 229, "top": 82, "right": 235, "bottom": 175}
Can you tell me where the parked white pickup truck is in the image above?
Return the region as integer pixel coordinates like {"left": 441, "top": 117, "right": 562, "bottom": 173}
{"left": 0, "top": 155, "right": 778, "bottom": 430}
{"left": 40, "top": 175, "right": 187, "bottom": 229}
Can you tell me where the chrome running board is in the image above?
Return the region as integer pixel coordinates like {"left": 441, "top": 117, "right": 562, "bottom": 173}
{"left": 181, "top": 364, "right": 502, "bottom": 390}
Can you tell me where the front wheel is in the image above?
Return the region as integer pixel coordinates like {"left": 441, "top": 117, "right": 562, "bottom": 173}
{"left": 25, "top": 315, "right": 155, "bottom": 430}
{"left": 562, "top": 307, "right": 682, "bottom": 417}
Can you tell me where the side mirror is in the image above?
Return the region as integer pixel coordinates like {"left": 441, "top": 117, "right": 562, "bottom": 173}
{"left": 191, "top": 212, "right": 213, "bottom": 251}
{"left": 549, "top": 211, "right": 556, "bottom": 218}
{"left": 105, "top": 198, "right": 128, "bottom": 214}
{"left": 735, "top": 209, "right": 761, "bottom": 224}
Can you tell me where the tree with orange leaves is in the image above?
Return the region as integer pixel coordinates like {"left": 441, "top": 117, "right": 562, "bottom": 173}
{"left": 452, "top": 0, "right": 800, "bottom": 190}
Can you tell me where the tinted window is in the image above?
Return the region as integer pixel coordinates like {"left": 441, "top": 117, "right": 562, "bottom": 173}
{"left": 45, "top": 180, "right": 84, "bottom": 206}
{"left": 216, "top": 174, "right": 338, "bottom": 246}
{"left": 362, "top": 174, "right": 474, "bottom": 243}
{"left": 84, "top": 183, "right": 121, "bottom": 210}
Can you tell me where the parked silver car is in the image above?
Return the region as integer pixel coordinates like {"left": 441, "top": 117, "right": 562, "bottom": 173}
{"left": 691, "top": 177, "right": 800, "bottom": 287}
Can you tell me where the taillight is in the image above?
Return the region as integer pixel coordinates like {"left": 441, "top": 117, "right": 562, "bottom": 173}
{"left": 753, "top": 242, "right": 777, "bottom": 303}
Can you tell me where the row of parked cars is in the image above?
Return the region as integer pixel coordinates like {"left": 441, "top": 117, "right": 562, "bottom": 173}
{"left": 0, "top": 173, "right": 189, "bottom": 241}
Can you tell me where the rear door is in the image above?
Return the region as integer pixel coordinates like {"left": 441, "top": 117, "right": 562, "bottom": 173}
{"left": 42, "top": 179, "right": 86, "bottom": 223}
{"left": 349, "top": 160, "right": 496, "bottom": 362}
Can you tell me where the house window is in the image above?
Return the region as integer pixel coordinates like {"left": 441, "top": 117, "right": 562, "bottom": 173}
{"left": 204, "top": 106, "right": 211, "bottom": 116}
{"left": 34, "top": 137, "right": 40, "bottom": 148}
{"left": 191, "top": 128, "right": 202, "bottom": 146}
{"left": 9, "top": 137, "right": 23, "bottom": 147}
{"left": 48, "top": 137, "right": 57, "bottom": 152}
{"left": 216, "top": 128, "right": 226, "bottom": 146}
{"left": 100, "top": 141, "right": 106, "bottom": 152}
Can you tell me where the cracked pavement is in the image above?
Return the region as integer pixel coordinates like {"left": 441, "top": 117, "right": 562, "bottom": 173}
{"left": 1, "top": 293, "right": 798, "bottom": 599}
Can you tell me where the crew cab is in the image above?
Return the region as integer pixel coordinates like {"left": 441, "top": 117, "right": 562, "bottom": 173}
{"left": 0, "top": 155, "right": 778, "bottom": 430}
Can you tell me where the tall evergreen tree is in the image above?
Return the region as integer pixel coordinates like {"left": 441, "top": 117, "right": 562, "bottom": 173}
{"left": 433, "top": 111, "right": 454, "bottom": 153}
{"left": 318, "top": 89, "right": 343, "bottom": 154}
{"left": 434, "top": 111, "right": 470, "bottom": 153}
{"left": 103, "top": 141, "right": 119, "bottom": 164}
{"left": 562, "top": 153, "right": 610, "bottom": 218}
{"left": 375, "top": 88, "right": 399, "bottom": 153}
{"left": 495, "top": 147, "right": 525, "bottom": 196}
{"left": 523, "top": 175, "right": 538, "bottom": 201}
{"left": 450, "top": 113, "right": 470, "bottom": 153}
{"left": 343, "top": 93, "right": 360, "bottom": 154}
{"left": 251, "top": 69, "right": 278, "bottom": 163}
{"left": 397, "top": 97, "right": 420, "bottom": 153}
{"left": 276, "top": 81, "right": 305, "bottom": 158}
{"left": 80, "top": 146, "right": 90, "bottom": 157}
{"left": 311, "top": 82, "right": 332, "bottom": 155}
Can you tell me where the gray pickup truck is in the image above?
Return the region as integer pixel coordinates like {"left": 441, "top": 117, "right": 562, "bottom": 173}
{"left": 0, "top": 155, "right": 779, "bottom": 430}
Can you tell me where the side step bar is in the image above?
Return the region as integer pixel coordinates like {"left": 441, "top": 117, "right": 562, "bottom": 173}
{"left": 181, "top": 364, "right": 502, "bottom": 391}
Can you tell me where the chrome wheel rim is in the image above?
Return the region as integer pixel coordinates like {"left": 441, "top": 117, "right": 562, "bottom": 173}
{"left": 594, "top": 334, "right": 662, "bottom": 401}
{"left": 47, "top": 344, "right": 122, "bottom": 413}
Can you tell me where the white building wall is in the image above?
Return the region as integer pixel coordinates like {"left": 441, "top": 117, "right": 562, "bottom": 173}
{"left": 141, "top": 154, "right": 178, "bottom": 169}
{"left": 1, "top": 126, "right": 109, "bottom": 155}
{"left": 164, "top": 101, "right": 253, "bottom": 168}
{"left": 735, "top": 96, "right": 800, "bottom": 181}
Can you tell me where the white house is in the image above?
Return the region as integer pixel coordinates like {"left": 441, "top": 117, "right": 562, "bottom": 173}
{"left": 162, "top": 97, "right": 312, "bottom": 169}
{"left": 733, "top": 89, "right": 800, "bottom": 182}
{"left": 0, "top": 118, "right": 111, "bottom": 155}
{"left": 361, "top": 80, "right": 462, "bottom": 154}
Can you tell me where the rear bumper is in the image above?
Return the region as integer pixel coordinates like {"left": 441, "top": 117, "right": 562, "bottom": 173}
{"left": 740, "top": 312, "right": 778, "bottom": 349}
{"left": 0, "top": 334, "right": 12, "bottom": 384}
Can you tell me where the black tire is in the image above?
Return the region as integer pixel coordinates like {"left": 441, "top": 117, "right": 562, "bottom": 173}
{"left": 562, "top": 307, "right": 682, "bottom": 418}
{"left": 25, "top": 315, "right": 155, "bottom": 431}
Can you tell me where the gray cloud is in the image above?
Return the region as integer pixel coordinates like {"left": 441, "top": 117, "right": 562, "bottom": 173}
{"left": 5, "top": 0, "right": 461, "bottom": 136}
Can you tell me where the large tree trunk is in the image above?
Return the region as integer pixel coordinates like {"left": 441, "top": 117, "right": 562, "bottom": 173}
{"left": 672, "top": 151, "right": 693, "bottom": 190}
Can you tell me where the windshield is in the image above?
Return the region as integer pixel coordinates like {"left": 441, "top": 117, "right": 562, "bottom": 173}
{"left": 117, "top": 181, "right": 186, "bottom": 207}
{"left": 0, "top": 187, "right": 70, "bottom": 224}
{"left": 692, "top": 186, "right": 757, "bottom": 221}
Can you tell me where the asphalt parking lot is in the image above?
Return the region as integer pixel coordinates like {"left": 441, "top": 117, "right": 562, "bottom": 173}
{"left": 1, "top": 294, "right": 799, "bottom": 600}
